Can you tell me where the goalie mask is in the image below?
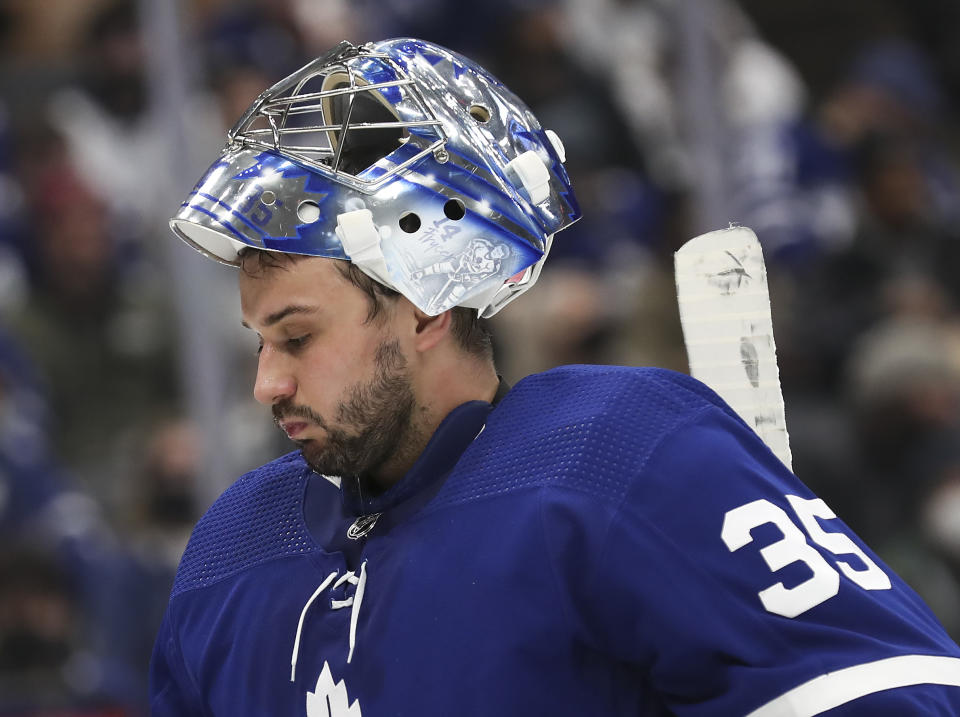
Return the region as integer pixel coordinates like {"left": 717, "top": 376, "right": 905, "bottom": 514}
{"left": 170, "top": 39, "right": 580, "bottom": 317}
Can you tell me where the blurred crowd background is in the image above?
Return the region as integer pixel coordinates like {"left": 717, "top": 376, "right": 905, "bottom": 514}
{"left": 2, "top": 0, "right": 960, "bottom": 712}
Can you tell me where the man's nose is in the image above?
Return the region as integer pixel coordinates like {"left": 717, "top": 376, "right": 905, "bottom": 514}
{"left": 253, "top": 345, "right": 296, "bottom": 406}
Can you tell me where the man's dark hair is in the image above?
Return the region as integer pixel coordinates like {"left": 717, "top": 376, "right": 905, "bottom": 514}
{"left": 239, "top": 250, "right": 493, "bottom": 360}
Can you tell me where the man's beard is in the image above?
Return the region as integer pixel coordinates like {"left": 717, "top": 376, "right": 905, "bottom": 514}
{"left": 272, "top": 340, "right": 417, "bottom": 485}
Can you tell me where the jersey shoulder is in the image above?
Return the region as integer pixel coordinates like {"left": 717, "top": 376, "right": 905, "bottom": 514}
{"left": 432, "top": 365, "right": 740, "bottom": 509}
{"left": 170, "top": 450, "right": 314, "bottom": 599}
{"left": 504, "top": 364, "right": 743, "bottom": 445}
{"left": 518, "top": 363, "right": 739, "bottom": 419}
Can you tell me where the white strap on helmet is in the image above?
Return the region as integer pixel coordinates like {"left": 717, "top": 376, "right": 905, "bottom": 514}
{"left": 545, "top": 129, "right": 566, "bottom": 163}
{"left": 506, "top": 151, "right": 551, "bottom": 205}
{"left": 335, "top": 209, "right": 396, "bottom": 289}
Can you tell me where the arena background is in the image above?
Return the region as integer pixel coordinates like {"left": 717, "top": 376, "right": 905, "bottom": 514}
{"left": 1, "top": 0, "right": 960, "bottom": 712}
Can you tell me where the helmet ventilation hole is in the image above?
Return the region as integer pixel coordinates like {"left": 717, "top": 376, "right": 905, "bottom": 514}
{"left": 261, "top": 190, "right": 276, "bottom": 206}
{"left": 398, "top": 212, "right": 421, "bottom": 233}
{"left": 443, "top": 198, "right": 466, "bottom": 220}
{"left": 297, "top": 200, "right": 321, "bottom": 223}
{"left": 468, "top": 104, "right": 491, "bottom": 123}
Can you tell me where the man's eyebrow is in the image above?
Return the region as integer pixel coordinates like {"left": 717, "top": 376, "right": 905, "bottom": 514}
{"left": 241, "top": 305, "right": 318, "bottom": 329}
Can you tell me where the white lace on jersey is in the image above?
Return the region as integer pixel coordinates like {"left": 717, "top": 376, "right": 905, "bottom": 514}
{"left": 291, "top": 561, "right": 369, "bottom": 682}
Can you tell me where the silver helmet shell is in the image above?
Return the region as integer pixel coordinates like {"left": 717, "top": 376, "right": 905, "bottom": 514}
{"left": 170, "top": 39, "right": 580, "bottom": 317}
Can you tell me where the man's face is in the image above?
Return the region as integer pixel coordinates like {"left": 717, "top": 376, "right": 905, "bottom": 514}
{"left": 239, "top": 257, "right": 417, "bottom": 480}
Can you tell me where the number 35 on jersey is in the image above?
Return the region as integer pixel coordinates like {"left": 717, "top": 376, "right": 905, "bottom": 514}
{"left": 722, "top": 495, "right": 891, "bottom": 618}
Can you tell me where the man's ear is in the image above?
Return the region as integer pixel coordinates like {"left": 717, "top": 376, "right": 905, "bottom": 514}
{"left": 412, "top": 307, "right": 452, "bottom": 352}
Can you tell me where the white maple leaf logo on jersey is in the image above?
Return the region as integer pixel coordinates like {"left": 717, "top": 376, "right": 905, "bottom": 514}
{"left": 306, "top": 662, "right": 362, "bottom": 717}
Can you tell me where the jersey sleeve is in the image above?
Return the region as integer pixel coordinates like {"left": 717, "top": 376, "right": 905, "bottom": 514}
{"left": 149, "top": 607, "right": 205, "bottom": 716}
{"left": 540, "top": 399, "right": 960, "bottom": 716}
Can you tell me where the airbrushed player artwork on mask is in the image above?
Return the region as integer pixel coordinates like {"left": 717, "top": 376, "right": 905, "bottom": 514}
{"left": 408, "top": 237, "right": 512, "bottom": 315}
{"left": 150, "top": 39, "right": 960, "bottom": 716}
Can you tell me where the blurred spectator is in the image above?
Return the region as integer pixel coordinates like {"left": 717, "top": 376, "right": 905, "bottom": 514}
{"left": 0, "top": 545, "right": 131, "bottom": 715}
{"left": 469, "top": 4, "right": 677, "bottom": 379}
{"left": 842, "top": 318, "right": 960, "bottom": 639}
{"left": 44, "top": 0, "right": 221, "bottom": 250}
{"left": 778, "top": 135, "right": 960, "bottom": 395}
{"left": 0, "top": 327, "right": 144, "bottom": 712}
{"left": 818, "top": 37, "right": 960, "bottom": 224}
{"left": 10, "top": 149, "right": 178, "bottom": 512}
{"left": 119, "top": 419, "right": 202, "bottom": 677}
{"left": 131, "top": 421, "right": 201, "bottom": 562}
{"left": 200, "top": 0, "right": 309, "bottom": 129}
{"left": 846, "top": 320, "right": 960, "bottom": 533}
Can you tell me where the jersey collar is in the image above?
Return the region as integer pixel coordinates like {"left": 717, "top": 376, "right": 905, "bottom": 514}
{"left": 340, "top": 378, "right": 509, "bottom": 516}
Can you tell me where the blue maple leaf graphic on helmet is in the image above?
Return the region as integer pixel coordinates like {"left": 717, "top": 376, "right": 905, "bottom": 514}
{"left": 234, "top": 153, "right": 331, "bottom": 195}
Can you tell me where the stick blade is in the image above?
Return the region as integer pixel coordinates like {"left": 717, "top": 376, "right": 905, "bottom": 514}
{"left": 674, "top": 226, "right": 792, "bottom": 470}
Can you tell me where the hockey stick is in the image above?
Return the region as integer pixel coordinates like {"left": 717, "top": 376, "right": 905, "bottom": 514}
{"left": 674, "top": 225, "right": 793, "bottom": 471}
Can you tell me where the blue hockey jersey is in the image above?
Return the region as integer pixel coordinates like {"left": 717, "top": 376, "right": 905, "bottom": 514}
{"left": 150, "top": 365, "right": 960, "bottom": 715}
